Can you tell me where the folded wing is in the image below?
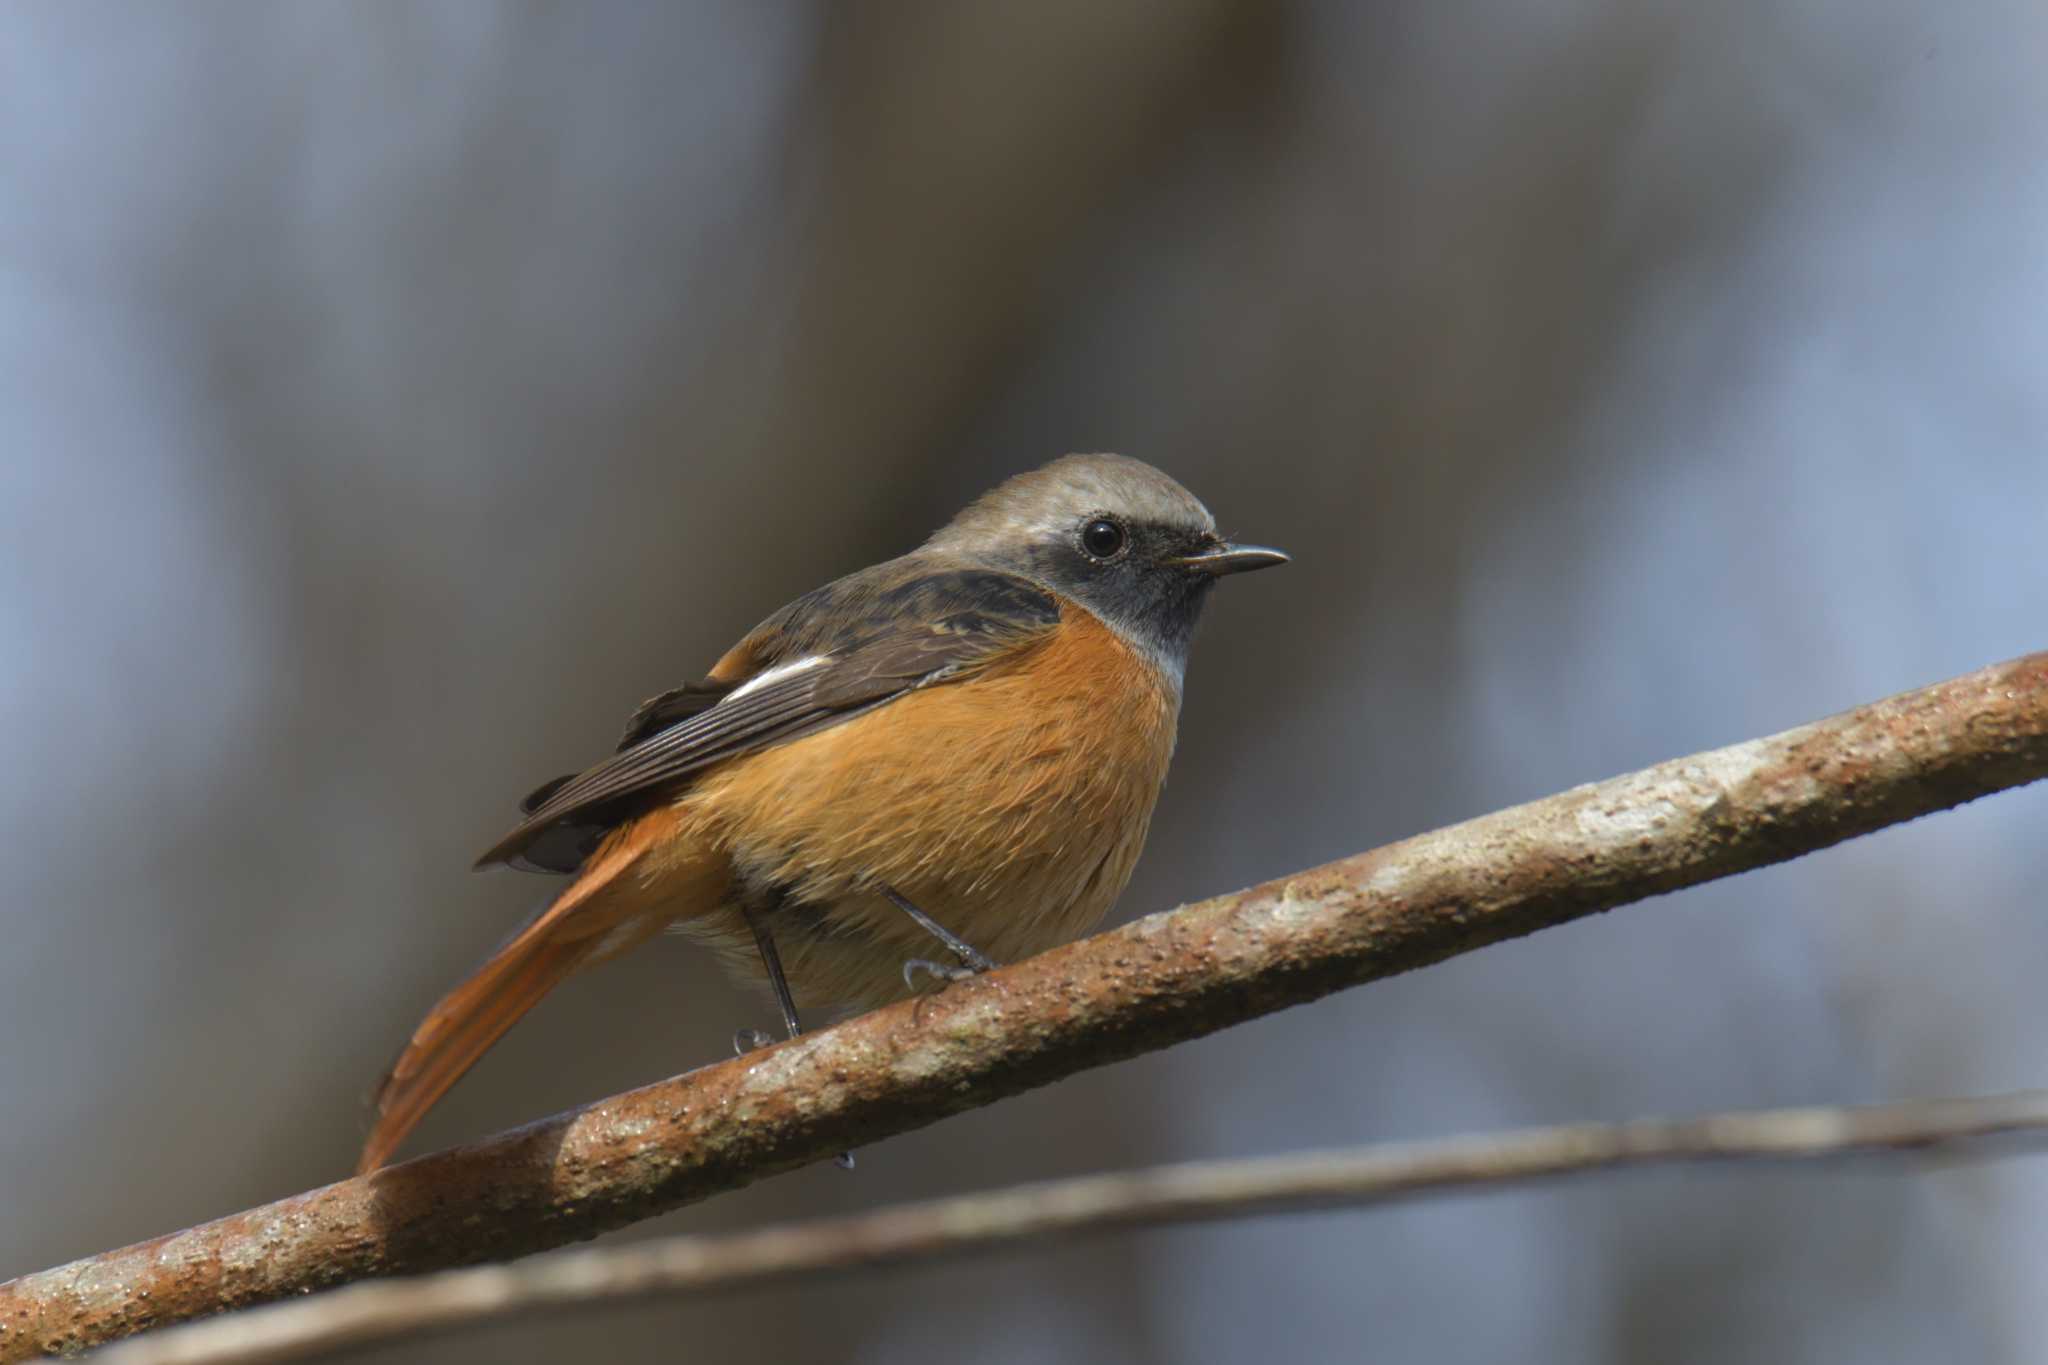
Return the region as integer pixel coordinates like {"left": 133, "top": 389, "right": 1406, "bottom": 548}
{"left": 477, "top": 567, "right": 1061, "bottom": 871}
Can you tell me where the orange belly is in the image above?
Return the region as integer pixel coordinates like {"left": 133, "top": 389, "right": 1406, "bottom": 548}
{"left": 617, "top": 606, "right": 1181, "bottom": 1009}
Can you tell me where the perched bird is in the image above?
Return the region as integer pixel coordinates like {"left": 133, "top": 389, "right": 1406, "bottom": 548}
{"left": 360, "top": 454, "right": 1285, "bottom": 1173}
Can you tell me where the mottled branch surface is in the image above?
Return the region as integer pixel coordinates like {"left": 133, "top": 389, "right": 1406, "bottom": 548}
{"left": 5, "top": 649, "right": 2046, "bottom": 1360}
{"left": 95, "top": 1089, "right": 2048, "bottom": 1365}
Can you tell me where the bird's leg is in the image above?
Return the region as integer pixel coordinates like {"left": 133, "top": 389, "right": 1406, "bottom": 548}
{"left": 878, "top": 882, "right": 1000, "bottom": 988}
{"left": 737, "top": 899, "right": 805, "bottom": 1044}
{"left": 735, "top": 895, "right": 854, "bottom": 1169}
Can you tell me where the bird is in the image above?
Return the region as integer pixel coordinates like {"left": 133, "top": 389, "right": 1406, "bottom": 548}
{"left": 358, "top": 453, "right": 1286, "bottom": 1174}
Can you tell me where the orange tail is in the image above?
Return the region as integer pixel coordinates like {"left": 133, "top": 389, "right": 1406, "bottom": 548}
{"left": 357, "top": 810, "right": 684, "bottom": 1175}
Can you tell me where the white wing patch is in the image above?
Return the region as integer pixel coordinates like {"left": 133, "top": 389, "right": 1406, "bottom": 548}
{"left": 721, "top": 653, "right": 833, "bottom": 704}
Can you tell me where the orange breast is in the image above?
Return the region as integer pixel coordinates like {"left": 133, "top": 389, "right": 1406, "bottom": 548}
{"left": 652, "top": 605, "right": 1181, "bottom": 1008}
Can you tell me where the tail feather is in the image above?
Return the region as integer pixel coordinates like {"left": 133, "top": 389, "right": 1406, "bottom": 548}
{"left": 357, "top": 810, "right": 681, "bottom": 1175}
{"left": 357, "top": 935, "right": 589, "bottom": 1175}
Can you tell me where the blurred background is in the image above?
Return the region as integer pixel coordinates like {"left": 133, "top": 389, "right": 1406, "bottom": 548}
{"left": 5, "top": 3, "right": 2047, "bottom": 1361}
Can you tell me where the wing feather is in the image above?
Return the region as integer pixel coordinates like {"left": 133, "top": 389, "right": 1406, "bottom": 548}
{"left": 477, "top": 567, "right": 1059, "bottom": 871}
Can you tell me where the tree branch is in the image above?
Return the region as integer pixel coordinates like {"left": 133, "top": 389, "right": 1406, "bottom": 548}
{"left": 4, "top": 649, "right": 2046, "bottom": 1360}
{"left": 91, "top": 1089, "right": 2048, "bottom": 1365}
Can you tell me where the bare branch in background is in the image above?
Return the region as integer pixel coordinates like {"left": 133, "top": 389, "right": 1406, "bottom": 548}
{"left": 93, "top": 1089, "right": 2048, "bottom": 1365}
{"left": 2, "top": 649, "right": 2045, "bottom": 1361}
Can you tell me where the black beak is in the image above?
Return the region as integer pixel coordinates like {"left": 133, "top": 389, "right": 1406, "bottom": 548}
{"left": 1172, "top": 542, "right": 1291, "bottom": 576}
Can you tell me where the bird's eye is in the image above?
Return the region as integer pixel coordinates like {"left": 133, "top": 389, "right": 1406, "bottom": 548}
{"left": 1080, "top": 517, "right": 1127, "bottom": 560}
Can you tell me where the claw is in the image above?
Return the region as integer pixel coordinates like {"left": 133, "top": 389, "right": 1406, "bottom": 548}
{"left": 903, "top": 957, "right": 980, "bottom": 991}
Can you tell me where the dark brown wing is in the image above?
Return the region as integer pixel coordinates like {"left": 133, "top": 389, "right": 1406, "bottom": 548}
{"left": 477, "top": 565, "right": 1060, "bottom": 872}
{"left": 615, "top": 681, "right": 731, "bottom": 750}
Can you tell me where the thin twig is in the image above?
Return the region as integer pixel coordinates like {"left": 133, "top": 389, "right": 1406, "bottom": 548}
{"left": 94, "top": 1090, "right": 2048, "bottom": 1365}
{"left": 3, "top": 650, "right": 2046, "bottom": 1360}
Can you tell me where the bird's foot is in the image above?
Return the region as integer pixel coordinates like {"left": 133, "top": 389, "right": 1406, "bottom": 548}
{"left": 902, "top": 956, "right": 996, "bottom": 991}
{"left": 952, "top": 943, "right": 1000, "bottom": 974}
